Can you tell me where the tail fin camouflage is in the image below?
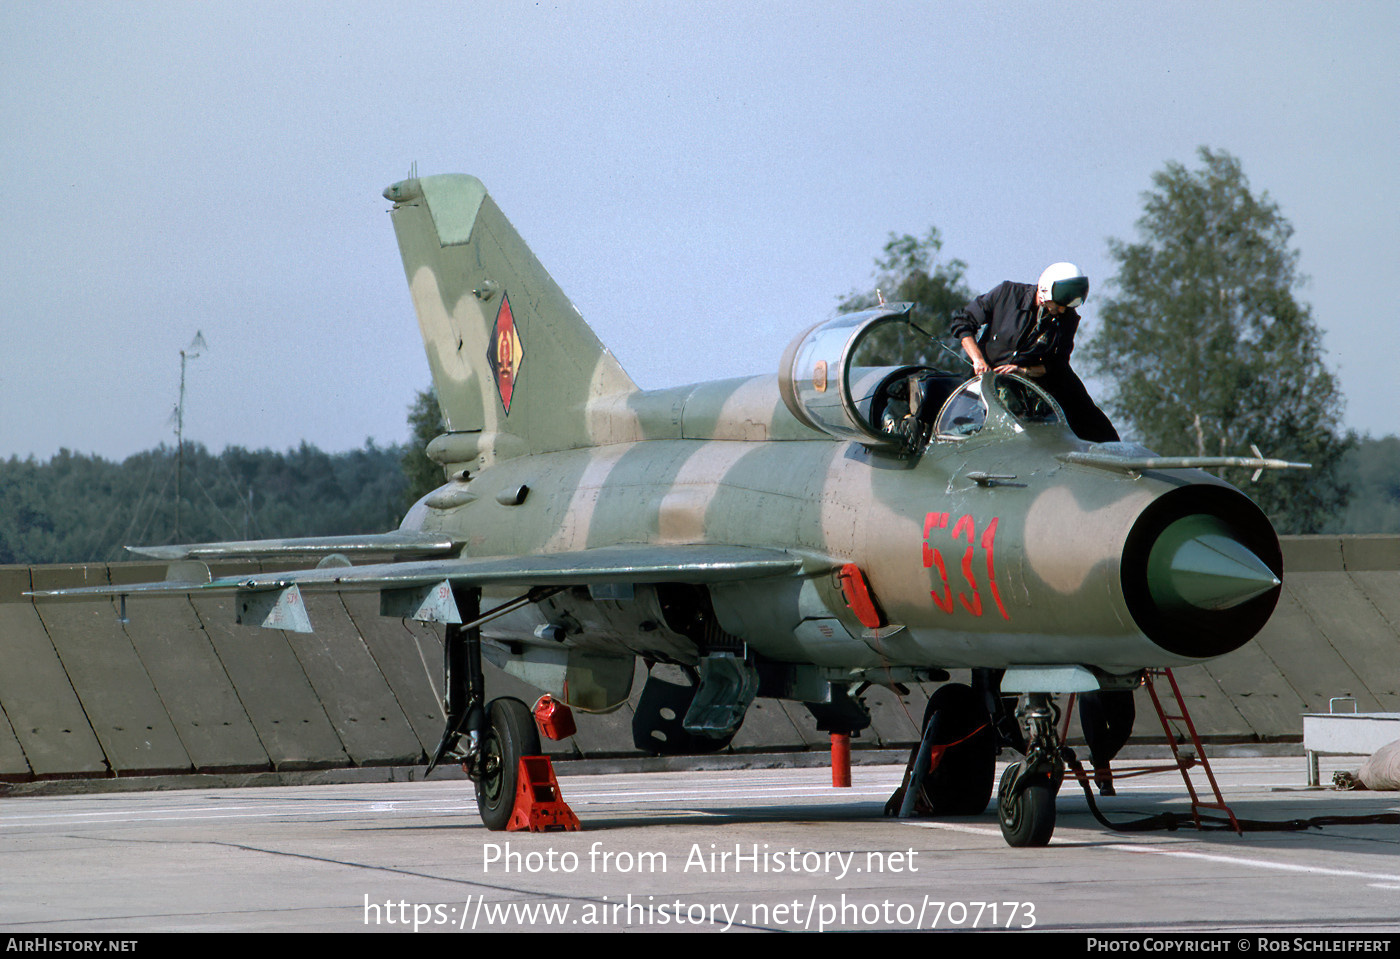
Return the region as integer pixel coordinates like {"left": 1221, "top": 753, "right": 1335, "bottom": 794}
{"left": 384, "top": 174, "right": 636, "bottom": 466}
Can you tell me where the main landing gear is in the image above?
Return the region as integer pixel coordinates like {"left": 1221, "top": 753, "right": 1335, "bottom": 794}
{"left": 919, "top": 683, "right": 996, "bottom": 815}
{"left": 471, "top": 697, "right": 541, "bottom": 830}
{"left": 887, "top": 682, "right": 997, "bottom": 818}
{"left": 996, "top": 692, "right": 1066, "bottom": 847}
{"left": 427, "top": 586, "right": 557, "bottom": 831}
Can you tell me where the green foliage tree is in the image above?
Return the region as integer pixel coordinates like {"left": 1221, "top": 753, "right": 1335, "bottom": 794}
{"left": 0, "top": 387, "right": 458, "bottom": 565}
{"left": 402, "top": 387, "right": 446, "bottom": 508}
{"left": 838, "top": 228, "right": 975, "bottom": 371}
{"left": 1082, "top": 148, "right": 1350, "bottom": 533}
{"left": 1332, "top": 435, "right": 1400, "bottom": 533}
{"left": 0, "top": 441, "right": 408, "bottom": 564}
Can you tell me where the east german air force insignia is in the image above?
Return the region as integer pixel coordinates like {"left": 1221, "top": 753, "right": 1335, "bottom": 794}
{"left": 487, "top": 294, "right": 524, "bottom": 414}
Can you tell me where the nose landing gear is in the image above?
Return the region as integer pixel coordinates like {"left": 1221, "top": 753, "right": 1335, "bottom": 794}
{"left": 997, "top": 692, "right": 1065, "bottom": 847}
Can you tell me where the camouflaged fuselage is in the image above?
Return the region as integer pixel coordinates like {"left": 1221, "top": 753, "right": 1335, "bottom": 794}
{"left": 385, "top": 172, "right": 1281, "bottom": 704}
{"left": 401, "top": 369, "right": 1270, "bottom": 675}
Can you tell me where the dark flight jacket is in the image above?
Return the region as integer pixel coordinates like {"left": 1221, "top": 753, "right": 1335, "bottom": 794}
{"left": 949, "top": 281, "right": 1118, "bottom": 443}
{"left": 948, "top": 281, "right": 1079, "bottom": 370}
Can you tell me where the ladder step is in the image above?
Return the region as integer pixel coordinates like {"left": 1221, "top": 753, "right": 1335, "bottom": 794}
{"left": 1145, "top": 668, "right": 1239, "bottom": 832}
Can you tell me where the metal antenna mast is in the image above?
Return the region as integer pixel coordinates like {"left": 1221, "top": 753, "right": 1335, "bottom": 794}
{"left": 174, "top": 331, "right": 208, "bottom": 541}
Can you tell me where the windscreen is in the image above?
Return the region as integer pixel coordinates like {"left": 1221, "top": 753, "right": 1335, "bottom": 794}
{"left": 934, "top": 374, "right": 1064, "bottom": 439}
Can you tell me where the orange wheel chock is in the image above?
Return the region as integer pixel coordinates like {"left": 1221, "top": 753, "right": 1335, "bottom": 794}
{"left": 505, "top": 756, "right": 581, "bottom": 832}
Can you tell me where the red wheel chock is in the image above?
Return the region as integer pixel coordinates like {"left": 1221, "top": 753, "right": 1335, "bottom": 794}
{"left": 506, "top": 756, "right": 581, "bottom": 832}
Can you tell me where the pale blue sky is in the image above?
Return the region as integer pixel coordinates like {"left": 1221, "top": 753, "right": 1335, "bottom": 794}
{"left": 2, "top": 1, "right": 1395, "bottom": 460}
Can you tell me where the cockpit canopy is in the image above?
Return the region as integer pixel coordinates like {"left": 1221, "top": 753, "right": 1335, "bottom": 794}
{"left": 778, "top": 308, "right": 1066, "bottom": 452}
{"left": 933, "top": 373, "right": 1063, "bottom": 440}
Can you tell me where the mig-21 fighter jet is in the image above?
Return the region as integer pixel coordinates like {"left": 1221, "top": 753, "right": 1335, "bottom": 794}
{"left": 32, "top": 174, "right": 1306, "bottom": 845}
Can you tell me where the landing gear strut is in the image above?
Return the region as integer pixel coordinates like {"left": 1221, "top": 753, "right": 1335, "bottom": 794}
{"left": 426, "top": 586, "right": 554, "bottom": 831}
{"left": 997, "top": 692, "right": 1065, "bottom": 847}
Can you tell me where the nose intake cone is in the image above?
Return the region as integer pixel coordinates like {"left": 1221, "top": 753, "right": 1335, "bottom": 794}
{"left": 1148, "top": 515, "right": 1282, "bottom": 612}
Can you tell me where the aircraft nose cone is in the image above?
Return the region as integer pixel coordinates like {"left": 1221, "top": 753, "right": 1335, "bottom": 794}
{"left": 1147, "top": 515, "right": 1281, "bottom": 612}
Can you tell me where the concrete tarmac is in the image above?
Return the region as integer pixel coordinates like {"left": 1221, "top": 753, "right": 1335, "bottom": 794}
{"left": 2, "top": 756, "right": 1398, "bottom": 934}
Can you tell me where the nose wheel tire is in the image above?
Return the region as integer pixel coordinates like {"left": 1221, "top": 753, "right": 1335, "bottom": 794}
{"left": 474, "top": 697, "right": 541, "bottom": 831}
{"left": 998, "top": 761, "right": 1056, "bottom": 847}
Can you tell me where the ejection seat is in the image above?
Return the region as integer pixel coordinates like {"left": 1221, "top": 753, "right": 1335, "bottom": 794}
{"left": 869, "top": 367, "right": 969, "bottom": 449}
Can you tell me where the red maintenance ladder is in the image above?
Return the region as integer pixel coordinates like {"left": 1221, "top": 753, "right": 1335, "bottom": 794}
{"left": 1060, "top": 668, "right": 1241, "bottom": 834}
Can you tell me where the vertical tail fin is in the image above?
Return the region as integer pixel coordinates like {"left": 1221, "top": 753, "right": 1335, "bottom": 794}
{"left": 384, "top": 174, "right": 636, "bottom": 464}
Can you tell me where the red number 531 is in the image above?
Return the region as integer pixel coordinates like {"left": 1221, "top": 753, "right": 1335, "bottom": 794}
{"left": 923, "top": 512, "right": 1010, "bottom": 621}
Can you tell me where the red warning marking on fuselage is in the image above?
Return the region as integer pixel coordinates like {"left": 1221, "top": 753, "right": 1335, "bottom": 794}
{"left": 923, "top": 510, "right": 1010, "bottom": 621}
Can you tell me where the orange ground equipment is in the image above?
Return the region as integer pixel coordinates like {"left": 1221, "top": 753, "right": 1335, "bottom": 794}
{"left": 533, "top": 694, "right": 577, "bottom": 740}
{"left": 1060, "top": 668, "right": 1240, "bottom": 833}
{"left": 505, "top": 756, "right": 581, "bottom": 832}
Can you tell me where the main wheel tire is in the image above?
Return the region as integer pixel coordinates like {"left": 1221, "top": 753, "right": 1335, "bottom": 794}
{"left": 475, "top": 697, "right": 542, "bottom": 831}
{"left": 920, "top": 682, "right": 996, "bottom": 815}
{"left": 997, "top": 762, "right": 1056, "bottom": 847}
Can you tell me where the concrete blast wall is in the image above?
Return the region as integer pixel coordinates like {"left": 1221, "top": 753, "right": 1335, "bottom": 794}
{"left": 0, "top": 536, "right": 1396, "bottom": 783}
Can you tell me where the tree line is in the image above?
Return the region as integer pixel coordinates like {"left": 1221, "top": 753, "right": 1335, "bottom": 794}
{"left": 0, "top": 441, "right": 409, "bottom": 565}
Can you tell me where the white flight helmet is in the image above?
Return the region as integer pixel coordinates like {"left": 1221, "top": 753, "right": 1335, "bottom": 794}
{"left": 1037, "top": 262, "right": 1089, "bottom": 309}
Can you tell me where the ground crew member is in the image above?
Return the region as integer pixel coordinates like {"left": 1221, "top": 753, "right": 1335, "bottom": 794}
{"left": 949, "top": 262, "right": 1119, "bottom": 443}
{"left": 1079, "top": 688, "right": 1136, "bottom": 796}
